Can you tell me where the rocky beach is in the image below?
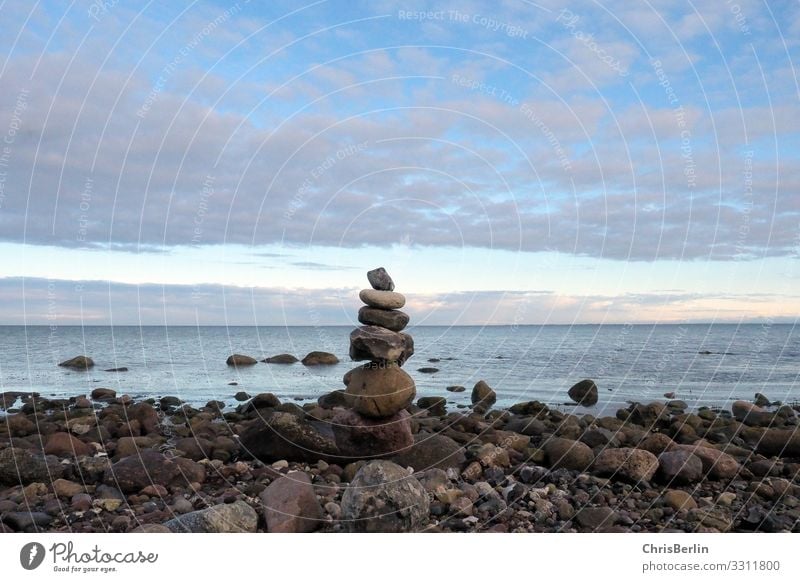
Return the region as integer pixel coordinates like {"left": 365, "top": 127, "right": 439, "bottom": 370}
{"left": 1, "top": 270, "right": 799, "bottom": 534}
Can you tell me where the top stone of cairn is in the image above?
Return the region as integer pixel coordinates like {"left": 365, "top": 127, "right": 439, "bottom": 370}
{"left": 367, "top": 267, "right": 394, "bottom": 291}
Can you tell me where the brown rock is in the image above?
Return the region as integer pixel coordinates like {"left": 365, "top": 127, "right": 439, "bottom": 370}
{"left": 343, "top": 363, "right": 416, "bottom": 418}
{"left": 301, "top": 351, "right": 340, "bottom": 366}
{"left": 357, "top": 306, "right": 410, "bottom": 332}
{"left": 542, "top": 437, "right": 594, "bottom": 471}
{"left": 238, "top": 412, "right": 339, "bottom": 463}
{"left": 58, "top": 355, "right": 94, "bottom": 370}
{"left": 53, "top": 479, "right": 84, "bottom": 498}
{"left": 103, "top": 450, "right": 180, "bottom": 493}
{"left": 471, "top": 380, "right": 497, "bottom": 410}
{"left": 658, "top": 450, "right": 704, "bottom": 484}
{"left": 332, "top": 408, "right": 414, "bottom": 459}
{"left": 592, "top": 447, "right": 659, "bottom": 482}
{"left": 5, "top": 413, "right": 35, "bottom": 436}
{"left": 44, "top": 432, "right": 93, "bottom": 457}
{"left": 677, "top": 444, "right": 741, "bottom": 479}
{"left": 260, "top": 471, "right": 323, "bottom": 533}
{"left": 755, "top": 429, "right": 800, "bottom": 458}
{"left": 392, "top": 434, "right": 467, "bottom": 472}
{"left": 262, "top": 354, "right": 298, "bottom": 364}
{"left": 567, "top": 379, "right": 598, "bottom": 406}
{"left": 663, "top": 489, "right": 697, "bottom": 511}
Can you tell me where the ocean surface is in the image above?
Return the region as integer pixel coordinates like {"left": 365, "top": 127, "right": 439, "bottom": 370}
{"left": 0, "top": 324, "right": 798, "bottom": 414}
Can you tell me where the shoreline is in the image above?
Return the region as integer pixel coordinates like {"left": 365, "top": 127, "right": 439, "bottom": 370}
{"left": 1, "top": 387, "right": 799, "bottom": 533}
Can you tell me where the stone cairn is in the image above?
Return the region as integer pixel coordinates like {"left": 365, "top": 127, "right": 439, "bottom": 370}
{"left": 331, "top": 267, "right": 416, "bottom": 459}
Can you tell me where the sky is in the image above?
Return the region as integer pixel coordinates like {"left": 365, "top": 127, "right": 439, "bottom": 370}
{"left": 0, "top": 0, "right": 798, "bottom": 325}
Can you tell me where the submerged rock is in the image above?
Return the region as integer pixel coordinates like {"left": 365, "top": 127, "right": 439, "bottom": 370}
{"left": 58, "top": 355, "right": 94, "bottom": 370}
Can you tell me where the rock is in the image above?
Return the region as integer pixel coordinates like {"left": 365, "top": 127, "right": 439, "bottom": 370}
{"left": 44, "top": 432, "right": 93, "bottom": 457}
{"left": 53, "top": 479, "right": 84, "bottom": 498}
{"left": 359, "top": 289, "right": 405, "bottom": 309}
{"left": 340, "top": 460, "right": 429, "bottom": 532}
{"left": 417, "top": 396, "right": 447, "bottom": 416}
{"left": 332, "top": 408, "right": 414, "bottom": 458}
{"left": 246, "top": 392, "right": 281, "bottom": 409}
{"left": 689, "top": 507, "right": 732, "bottom": 532}
{"left": 164, "top": 500, "right": 257, "bottom": 533}
{"left": 226, "top": 354, "right": 258, "bottom": 366}
{"left": 592, "top": 448, "right": 659, "bottom": 483}
{"left": 130, "top": 402, "right": 160, "bottom": 435}
{"left": 677, "top": 444, "right": 741, "bottom": 479}
{"left": 627, "top": 402, "right": 669, "bottom": 427}
{"left": 754, "top": 393, "right": 771, "bottom": 407}
{"left": 638, "top": 433, "right": 676, "bottom": 455}
{"left": 567, "top": 379, "right": 598, "bottom": 406}
{"left": 5, "top": 413, "right": 35, "bottom": 436}
{"left": 349, "top": 326, "right": 414, "bottom": 364}
{"left": 663, "top": 489, "right": 697, "bottom": 511}
{"left": 717, "top": 492, "right": 737, "bottom": 506}
{"left": 58, "top": 355, "right": 94, "bottom": 370}
{"left": 91, "top": 387, "right": 117, "bottom": 400}
{"left": 234, "top": 391, "right": 250, "bottom": 401}
{"left": 343, "top": 363, "right": 416, "bottom": 418}
{"left": 542, "top": 437, "right": 594, "bottom": 471}
{"left": 131, "top": 524, "right": 172, "bottom": 533}
{"left": 446, "top": 385, "right": 465, "bottom": 393}
{"left": 159, "top": 396, "right": 182, "bottom": 409}
{"left": 174, "top": 437, "right": 213, "bottom": 461}
{"left": 0, "top": 449, "right": 61, "bottom": 485}
{"left": 262, "top": 354, "right": 298, "bottom": 364}
{"left": 103, "top": 450, "right": 181, "bottom": 493}
{"left": 392, "top": 434, "right": 466, "bottom": 471}
{"left": 2, "top": 511, "right": 52, "bottom": 532}
{"left": 301, "top": 351, "right": 340, "bottom": 366}
{"left": 731, "top": 400, "right": 775, "bottom": 426}
{"left": 367, "top": 267, "right": 395, "bottom": 291}
{"left": 574, "top": 507, "right": 617, "bottom": 530}
{"left": 260, "top": 472, "right": 323, "bottom": 533}
{"left": 471, "top": 380, "right": 497, "bottom": 410}
{"left": 658, "top": 450, "right": 704, "bottom": 484}
{"left": 104, "top": 367, "right": 128, "bottom": 372}
{"left": 756, "top": 429, "right": 800, "bottom": 457}
{"left": 505, "top": 416, "right": 547, "bottom": 436}
{"left": 358, "top": 306, "right": 409, "bottom": 332}
{"left": 318, "top": 390, "right": 348, "bottom": 409}
{"left": 239, "top": 412, "right": 339, "bottom": 463}
{"left": 115, "top": 436, "right": 155, "bottom": 459}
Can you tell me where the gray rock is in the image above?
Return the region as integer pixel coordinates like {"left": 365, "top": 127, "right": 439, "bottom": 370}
{"left": 392, "top": 434, "right": 466, "bottom": 472}
{"left": 446, "top": 385, "right": 466, "bottom": 393}
{"left": 340, "top": 460, "right": 429, "bottom": 532}
{"left": 658, "top": 450, "right": 704, "bottom": 484}
{"left": 367, "top": 267, "right": 395, "bottom": 291}
{"left": 357, "top": 306, "right": 409, "bottom": 332}
{"left": 0, "top": 448, "right": 62, "bottom": 485}
{"left": 226, "top": 354, "right": 258, "bottom": 366}
{"left": 593, "top": 447, "right": 659, "bottom": 483}
{"left": 163, "top": 500, "right": 257, "bottom": 533}
{"left": 567, "top": 379, "right": 598, "bottom": 406}
{"left": 2, "top": 511, "right": 53, "bottom": 532}
{"left": 574, "top": 507, "right": 617, "bottom": 530}
{"left": 349, "top": 326, "right": 414, "bottom": 364}
{"left": 260, "top": 472, "right": 323, "bottom": 533}
{"left": 262, "top": 354, "right": 298, "bottom": 364}
{"left": 359, "top": 289, "right": 405, "bottom": 310}
{"left": 417, "top": 396, "right": 447, "bottom": 416}
{"left": 471, "top": 380, "right": 497, "bottom": 410}
{"left": 542, "top": 437, "right": 594, "bottom": 471}
{"left": 239, "top": 412, "right": 339, "bottom": 463}
{"left": 58, "top": 355, "right": 94, "bottom": 370}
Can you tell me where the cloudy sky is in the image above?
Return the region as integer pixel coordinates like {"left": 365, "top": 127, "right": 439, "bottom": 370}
{"left": 0, "top": 0, "right": 798, "bottom": 325}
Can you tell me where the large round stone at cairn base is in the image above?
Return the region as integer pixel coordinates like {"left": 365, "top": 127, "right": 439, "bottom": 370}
{"left": 344, "top": 363, "right": 416, "bottom": 418}
{"left": 349, "top": 326, "right": 414, "bottom": 364}
{"left": 332, "top": 408, "right": 413, "bottom": 459}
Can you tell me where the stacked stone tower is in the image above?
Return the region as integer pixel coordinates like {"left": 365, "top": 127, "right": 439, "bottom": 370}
{"left": 332, "top": 268, "right": 416, "bottom": 458}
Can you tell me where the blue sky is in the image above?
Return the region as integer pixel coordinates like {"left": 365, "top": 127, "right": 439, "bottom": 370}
{"left": 0, "top": 0, "right": 798, "bottom": 324}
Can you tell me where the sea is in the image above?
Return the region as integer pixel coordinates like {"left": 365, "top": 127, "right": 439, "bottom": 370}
{"left": 0, "top": 324, "right": 798, "bottom": 414}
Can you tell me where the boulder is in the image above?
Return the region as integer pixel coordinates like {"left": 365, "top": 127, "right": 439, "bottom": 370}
{"left": 318, "top": 390, "right": 348, "bottom": 409}
{"left": 663, "top": 489, "right": 697, "bottom": 512}
{"left": 164, "top": 500, "right": 257, "bottom": 533}
{"left": 417, "top": 396, "right": 447, "bottom": 416}
{"left": 58, "top": 355, "right": 94, "bottom": 370}
{"left": 638, "top": 433, "right": 676, "bottom": 455}
{"left": 44, "top": 432, "right": 93, "bottom": 457}
{"left": 340, "top": 460, "right": 429, "bottom": 532}
{"left": 343, "top": 363, "right": 416, "bottom": 418}
{"left": 358, "top": 306, "right": 409, "bottom": 332}
{"left": 574, "top": 506, "right": 617, "bottom": 530}
{"left": 391, "top": 434, "right": 466, "bottom": 472}
{"left": 567, "top": 379, "right": 598, "bottom": 406}
{"left": 91, "top": 388, "right": 117, "bottom": 400}
{"left": 301, "top": 351, "right": 340, "bottom": 366}
{"left": 262, "top": 354, "right": 298, "bottom": 364}
{"left": 542, "top": 437, "right": 594, "bottom": 471}
{"left": 332, "top": 409, "right": 414, "bottom": 459}
{"left": 755, "top": 429, "right": 800, "bottom": 457}
{"left": 52, "top": 479, "right": 84, "bottom": 498}
{"left": 226, "top": 354, "right": 258, "bottom": 367}
{"left": 658, "top": 450, "right": 704, "bottom": 484}
{"left": 260, "top": 472, "right": 323, "bottom": 533}
{"left": 359, "top": 289, "right": 405, "bottom": 309}
{"left": 592, "top": 447, "right": 659, "bottom": 483}
{"left": 366, "top": 267, "right": 395, "bottom": 291}
{"left": 238, "top": 412, "right": 339, "bottom": 463}
{"left": 676, "top": 444, "right": 741, "bottom": 479}
{"left": 471, "top": 380, "right": 497, "bottom": 410}
{"left": 0, "top": 448, "right": 61, "bottom": 485}
{"left": 103, "top": 450, "right": 181, "bottom": 493}
{"left": 349, "top": 326, "right": 414, "bottom": 364}
{"left": 5, "top": 413, "right": 35, "bottom": 436}
{"left": 731, "top": 400, "right": 775, "bottom": 427}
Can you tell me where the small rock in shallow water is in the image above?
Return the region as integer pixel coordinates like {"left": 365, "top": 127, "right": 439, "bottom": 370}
{"left": 567, "top": 379, "right": 598, "bottom": 406}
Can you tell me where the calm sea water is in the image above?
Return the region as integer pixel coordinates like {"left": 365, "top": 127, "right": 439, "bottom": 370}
{"left": 0, "top": 324, "right": 798, "bottom": 413}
